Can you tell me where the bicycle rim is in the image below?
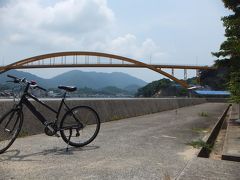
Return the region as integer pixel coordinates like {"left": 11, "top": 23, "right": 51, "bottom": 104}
{"left": 0, "top": 109, "right": 23, "bottom": 154}
{"left": 60, "top": 106, "right": 100, "bottom": 147}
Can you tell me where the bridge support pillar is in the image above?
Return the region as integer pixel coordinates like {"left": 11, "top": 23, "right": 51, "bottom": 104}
{"left": 85, "top": 56, "right": 89, "bottom": 64}
{"left": 97, "top": 56, "right": 100, "bottom": 64}
{"left": 196, "top": 69, "right": 200, "bottom": 84}
{"left": 171, "top": 68, "right": 174, "bottom": 76}
{"left": 184, "top": 69, "right": 187, "bottom": 80}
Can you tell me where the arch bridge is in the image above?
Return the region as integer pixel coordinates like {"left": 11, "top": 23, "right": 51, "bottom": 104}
{"left": 0, "top": 51, "right": 215, "bottom": 88}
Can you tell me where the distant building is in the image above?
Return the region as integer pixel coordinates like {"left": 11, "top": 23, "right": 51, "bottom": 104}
{"left": 194, "top": 90, "right": 230, "bottom": 98}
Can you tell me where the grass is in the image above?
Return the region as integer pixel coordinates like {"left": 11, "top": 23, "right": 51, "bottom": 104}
{"left": 187, "top": 139, "right": 213, "bottom": 151}
{"left": 199, "top": 112, "right": 209, "bottom": 117}
{"left": 18, "top": 130, "right": 29, "bottom": 138}
{"left": 191, "top": 127, "right": 209, "bottom": 133}
{"left": 110, "top": 115, "right": 123, "bottom": 121}
{"left": 163, "top": 174, "right": 171, "bottom": 180}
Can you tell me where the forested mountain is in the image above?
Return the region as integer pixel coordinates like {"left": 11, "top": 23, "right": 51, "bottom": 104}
{"left": 0, "top": 70, "right": 146, "bottom": 90}
{"left": 135, "top": 78, "right": 189, "bottom": 97}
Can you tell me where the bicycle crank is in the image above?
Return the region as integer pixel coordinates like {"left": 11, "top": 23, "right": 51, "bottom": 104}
{"left": 44, "top": 122, "right": 57, "bottom": 136}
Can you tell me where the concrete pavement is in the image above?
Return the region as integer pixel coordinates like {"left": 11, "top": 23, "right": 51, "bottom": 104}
{"left": 177, "top": 157, "right": 240, "bottom": 180}
{"left": 0, "top": 103, "right": 230, "bottom": 179}
{"left": 222, "top": 104, "right": 240, "bottom": 161}
{"left": 177, "top": 104, "right": 240, "bottom": 180}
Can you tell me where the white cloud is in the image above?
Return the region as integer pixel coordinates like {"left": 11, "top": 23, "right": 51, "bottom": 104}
{"left": 97, "top": 34, "right": 166, "bottom": 63}
{"left": 0, "top": 0, "right": 165, "bottom": 69}
{"left": 0, "top": 0, "right": 115, "bottom": 48}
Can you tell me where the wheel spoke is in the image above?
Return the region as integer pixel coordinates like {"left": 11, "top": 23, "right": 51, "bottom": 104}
{"left": 0, "top": 109, "right": 23, "bottom": 154}
{"left": 60, "top": 106, "right": 100, "bottom": 147}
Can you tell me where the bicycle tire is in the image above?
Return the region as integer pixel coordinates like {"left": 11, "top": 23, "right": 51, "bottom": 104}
{"left": 60, "top": 106, "right": 100, "bottom": 147}
{"left": 0, "top": 109, "right": 23, "bottom": 154}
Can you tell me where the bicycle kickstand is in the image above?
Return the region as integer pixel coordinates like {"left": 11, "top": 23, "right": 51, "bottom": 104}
{"left": 66, "top": 128, "right": 72, "bottom": 152}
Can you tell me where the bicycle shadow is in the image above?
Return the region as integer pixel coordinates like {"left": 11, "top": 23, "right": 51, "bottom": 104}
{"left": 0, "top": 145, "right": 99, "bottom": 162}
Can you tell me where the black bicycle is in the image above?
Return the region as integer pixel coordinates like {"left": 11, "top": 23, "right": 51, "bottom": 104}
{"left": 0, "top": 75, "right": 101, "bottom": 154}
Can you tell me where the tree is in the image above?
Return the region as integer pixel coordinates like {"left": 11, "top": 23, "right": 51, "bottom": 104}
{"left": 135, "top": 78, "right": 172, "bottom": 97}
{"left": 212, "top": 1, "right": 240, "bottom": 70}
{"left": 135, "top": 78, "right": 189, "bottom": 97}
{"left": 229, "top": 72, "right": 240, "bottom": 120}
{"left": 200, "top": 67, "right": 228, "bottom": 90}
{"left": 200, "top": 1, "right": 240, "bottom": 90}
{"left": 213, "top": 0, "right": 240, "bottom": 119}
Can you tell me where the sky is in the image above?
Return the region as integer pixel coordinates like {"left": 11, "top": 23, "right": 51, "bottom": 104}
{"left": 0, "top": 0, "right": 230, "bottom": 82}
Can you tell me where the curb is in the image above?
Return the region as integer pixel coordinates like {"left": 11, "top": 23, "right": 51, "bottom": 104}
{"left": 222, "top": 104, "right": 240, "bottom": 162}
{"left": 175, "top": 104, "right": 232, "bottom": 180}
{"left": 197, "top": 104, "right": 232, "bottom": 158}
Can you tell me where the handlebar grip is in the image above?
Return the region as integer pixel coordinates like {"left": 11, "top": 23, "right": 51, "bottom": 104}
{"left": 7, "top": 74, "right": 18, "bottom": 79}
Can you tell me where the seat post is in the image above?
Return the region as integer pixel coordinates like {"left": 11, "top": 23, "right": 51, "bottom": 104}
{"left": 63, "top": 91, "right": 67, "bottom": 99}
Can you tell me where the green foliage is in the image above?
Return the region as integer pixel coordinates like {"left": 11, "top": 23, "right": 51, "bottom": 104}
{"left": 222, "top": 0, "right": 240, "bottom": 13}
{"left": 110, "top": 115, "right": 123, "bottom": 121}
{"left": 1, "top": 70, "right": 146, "bottom": 89}
{"left": 19, "top": 130, "right": 29, "bottom": 138}
{"left": 178, "top": 88, "right": 188, "bottom": 96}
{"left": 213, "top": 1, "right": 240, "bottom": 64}
{"left": 99, "top": 86, "right": 128, "bottom": 95}
{"left": 191, "top": 128, "right": 209, "bottom": 133}
{"left": 229, "top": 71, "right": 240, "bottom": 103}
{"left": 135, "top": 78, "right": 191, "bottom": 97}
{"left": 186, "top": 77, "right": 198, "bottom": 85}
{"left": 210, "top": 0, "right": 240, "bottom": 99}
{"left": 200, "top": 68, "right": 229, "bottom": 90}
{"left": 187, "top": 139, "right": 213, "bottom": 150}
{"left": 47, "top": 86, "right": 131, "bottom": 97}
{"left": 135, "top": 78, "right": 172, "bottom": 97}
{"left": 78, "top": 87, "right": 98, "bottom": 95}
{"left": 199, "top": 112, "right": 209, "bottom": 117}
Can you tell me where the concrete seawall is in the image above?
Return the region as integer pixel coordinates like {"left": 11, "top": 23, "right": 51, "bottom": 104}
{"left": 0, "top": 98, "right": 207, "bottom": 136}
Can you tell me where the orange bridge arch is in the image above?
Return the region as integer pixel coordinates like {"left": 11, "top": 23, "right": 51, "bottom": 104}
{"left": 0, "top": 51, "right": 189, "bottom": 88}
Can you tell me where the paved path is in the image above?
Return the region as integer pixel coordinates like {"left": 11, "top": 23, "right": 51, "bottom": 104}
{"left": 177, "top": 157, "right": 240, "bottom": 180}
{"left": 222, "top": 104, "right": 240, "bottom": 161}
{"left": 0, "top": 103, "right": 227, "bottom": 179}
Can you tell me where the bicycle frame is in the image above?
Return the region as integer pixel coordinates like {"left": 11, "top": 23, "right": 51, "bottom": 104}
{"left": 0, "top": 74, "right": 100, "bottom": 154}
{"left": 16, "top": 83, "right": 71, "bottom": 127}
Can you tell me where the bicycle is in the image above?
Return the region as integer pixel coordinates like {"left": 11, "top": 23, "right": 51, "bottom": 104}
{"left": 0, "top": 74, "right": 101, "bottom": 154}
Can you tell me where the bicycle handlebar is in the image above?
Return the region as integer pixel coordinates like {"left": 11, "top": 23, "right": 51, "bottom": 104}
{"left": 7, "top": 74, "right": 47, "bottom": 92}
{"left": 7, "top": 74, "right": 18, "bottom": 79}
{"left": 33, "top": 85, "right": 47, "bottom": 92}
{"left": 7, "top": 74, "right": 22, "bottom": 83}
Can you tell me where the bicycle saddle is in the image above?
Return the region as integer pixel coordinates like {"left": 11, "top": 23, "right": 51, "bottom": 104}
{"left": 58, "top": 86, "right": 77, "bottom": 92}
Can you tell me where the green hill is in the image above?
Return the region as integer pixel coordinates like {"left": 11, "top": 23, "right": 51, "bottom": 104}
{"left": 0, "top": 70, "right": 146, "bottom": 90}
{"left": 135, "top": 78, "right": 192, "bottom": 97}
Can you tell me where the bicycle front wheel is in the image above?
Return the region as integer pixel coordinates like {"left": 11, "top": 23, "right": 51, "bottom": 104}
{"left": 0, "top": 109, "right": 23, "bottom": 154}
{"left": 60, "top": 106, "right": 100, "bottom": 147}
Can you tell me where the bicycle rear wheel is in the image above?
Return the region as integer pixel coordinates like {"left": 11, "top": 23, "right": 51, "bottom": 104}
{"left": 60, "top": 106, "right": 100, "bottom": 147}
{"left": 0, "top": 109, "right": 23, "bottom": 154}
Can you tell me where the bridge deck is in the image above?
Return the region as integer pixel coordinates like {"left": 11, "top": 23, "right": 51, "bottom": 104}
{"left": 0, "top": 64, "right": 214, "bottom": 70}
